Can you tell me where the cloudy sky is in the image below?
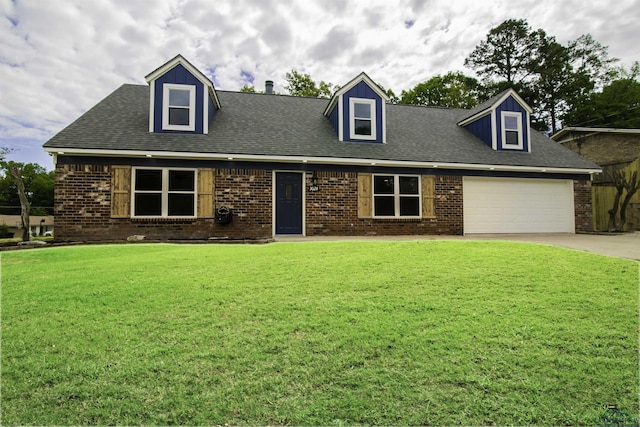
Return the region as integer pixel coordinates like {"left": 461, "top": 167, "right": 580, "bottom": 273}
{"left": 1, "top": 0, "right": 639, "bottom": 169}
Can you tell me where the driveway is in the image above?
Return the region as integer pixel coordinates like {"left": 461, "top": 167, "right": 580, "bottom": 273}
{"left": 464, "top": 232, "right": 640, "bottom": 261}
{"left": 276, "top": 232, "right": 640, "bottom": 261}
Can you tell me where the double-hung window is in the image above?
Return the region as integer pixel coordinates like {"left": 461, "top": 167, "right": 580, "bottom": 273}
{"left": 501, "top": 111, "right": 523, "bottom": 149}
{"left": 373, "top": 174, "right": 420, "bottom": 217}
{"left": 162, "top": 83, "right": 196, "bottom": 131}
{"left": 349, "top": 98, "right": 376, "bottom": 140}
{"left": 133, "top": 168, "right": 196, "bottom": 217}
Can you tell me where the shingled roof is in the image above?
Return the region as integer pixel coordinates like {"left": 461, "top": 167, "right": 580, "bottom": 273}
{"left": 44, "top": 84, "right": 600, "bottom": 172}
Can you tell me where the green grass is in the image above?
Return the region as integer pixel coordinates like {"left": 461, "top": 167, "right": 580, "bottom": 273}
{"left": 1, "top": 241, "right": 638, "bottom": 425}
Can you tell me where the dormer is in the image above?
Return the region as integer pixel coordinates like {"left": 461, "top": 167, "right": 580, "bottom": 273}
{"left": 458, "top": 88, "right": 532, "bottom": 152}
{"left": 323, "top": 72, "right": 389, "bottom": 143}
{"left": 145, "top": 54, "right": 221, "bottom": 134}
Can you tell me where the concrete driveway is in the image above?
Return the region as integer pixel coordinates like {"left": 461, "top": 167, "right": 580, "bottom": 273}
{"left": 276, "top": 232, "right": 640, "bottom": 261}
{"left": 464, "top": 232, "right": 640, "bottom": 261}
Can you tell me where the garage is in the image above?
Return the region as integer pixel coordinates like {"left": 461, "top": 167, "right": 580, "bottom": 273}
{"left": 463, "top": 177, "right": 575, "bottom": 234}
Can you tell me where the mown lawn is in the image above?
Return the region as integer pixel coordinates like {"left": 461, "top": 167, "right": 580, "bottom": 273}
{"left": 1, "top": 241, "right": 638, "bottom": 425}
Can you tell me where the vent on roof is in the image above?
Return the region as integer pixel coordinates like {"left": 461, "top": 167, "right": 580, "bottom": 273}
{"left": 265, "top": 80, "right": 273, "bottom": 95}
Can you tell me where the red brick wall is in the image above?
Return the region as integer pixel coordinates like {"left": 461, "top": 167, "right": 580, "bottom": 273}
{"left": 54, "top": 165, "right": 274, "bottom": 241}
{"left": 574, "top": 179, "right": 593, "bottom": 233}
{"left": 305, "top": 172, "right": 463, "bottom": 236}
{"left": 55, "top": 163, "right": 587, "bottom": 240}
{"left": 214, "top": 169, "right": 272, "bottom": 238}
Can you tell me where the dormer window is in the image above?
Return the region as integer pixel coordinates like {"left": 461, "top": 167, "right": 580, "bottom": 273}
{"left": 350, "top": 98, "right": 376, "bottom": 140}
{"left": 162, "top": 83, "right": 196, "bottom": 131}
{"left": 501, "top": 111, "right": 523, "bottom": 150}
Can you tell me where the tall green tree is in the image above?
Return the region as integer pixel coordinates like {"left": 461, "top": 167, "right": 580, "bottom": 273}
{"left": 239, "top": 85, "right": 257, "bottom": 93}
{"left": 530, "top": 36, "right": 575, "bottom": 133}
{"left": 400, "top": 72, "right": 482, "bottom": 108}
{"left": 284, "top": 70, "right": 335, "bottom": 98}
{"left": 568, "top": 34, "right": 618, "bottom": 91}
{"left": 562, "top": 72, "right": 640, "bottom": 128}
{"left": 0, "top": 162, "right": 54, "bottom": 215}
{"left": 465, "top": 19, "right": 620, "bottom": 132}
{"left": 0, "top": 150, "right": 52, "bottom": 241}
{"left": 464, "top": 19, "right": 543, "bottom": 86}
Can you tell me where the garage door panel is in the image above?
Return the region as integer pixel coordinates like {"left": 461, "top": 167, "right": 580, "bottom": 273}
{"left": 463, "top": 177, "right": 574, "bottom": 234}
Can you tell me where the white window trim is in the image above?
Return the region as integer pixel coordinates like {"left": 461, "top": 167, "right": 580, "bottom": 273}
{"left": 349, "top": 98, "right": 377, "bottom": 140}
{"left": 162, "top": 83, "right": 196, "bottom": 131}
{"left": 501, "top": 111, "right": 524, "bottom": 150}
{"left": 131, "top": 167, "right": 198, "bottom": 218}
{"left": 372, "top": 174, "right": 422, "bottom": 218}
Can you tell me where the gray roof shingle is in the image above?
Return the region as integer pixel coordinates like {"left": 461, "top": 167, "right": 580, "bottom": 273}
{"left": 44, "top": 84, "right": 599, "bottom": 171}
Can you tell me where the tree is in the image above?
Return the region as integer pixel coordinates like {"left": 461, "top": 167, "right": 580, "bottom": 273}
{"left": 562, "top": 73, "right": 640, "bottom": 128}
{"left": 0, "top": 163, "right": 54, "bottom": 215}
{"left": 400, "top": 72, "right": 482, "bottom": 108}
{"left": 240, "top": 85, "right": 257, "bottom": 93}
{"left": 464, "top": 19, "right": 542, "bottom": 86}
{"left": 284, "top": 70, "right": 335, "bottom": 98}
{"left": 530, "top": 36, "right": 575, "bottom": 133}
{"left": 607, "top": 167, "right": 640, "bottom": 232}
{"left": 0, "top": 151, "right": 29, "bottom": 241}
{"left": 465, "top": 20, "right": 620, "bottom": 132}
{"left": 568, "top": 34, "right": 618, "bottom": 91}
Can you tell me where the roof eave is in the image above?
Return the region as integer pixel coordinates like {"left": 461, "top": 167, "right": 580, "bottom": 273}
{"left": 44, "top": 147, "right": 601, "bottom": 175}
{"left": 552, "top": 126, "right": 640, "bottom": 141}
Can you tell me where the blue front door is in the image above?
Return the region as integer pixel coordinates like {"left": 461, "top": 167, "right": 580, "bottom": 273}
{"left": 275, "top": 172, "right": 303, "bottom": 234}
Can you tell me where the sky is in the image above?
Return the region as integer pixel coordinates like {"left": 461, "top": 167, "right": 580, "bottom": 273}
{"left": 1, "top": 0, "right": 639, "bottom": 170}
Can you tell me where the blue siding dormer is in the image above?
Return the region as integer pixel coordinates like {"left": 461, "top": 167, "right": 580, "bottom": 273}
{"left": 324, "top": 72, "right": 389, "bottom": 143}
{"left": 495, "top": 95, "right": 530, "bottom": 151}
{"left": 463, "top": 114, "right": 492, "bottom": 148}
{"left": 458, "top": 88, "right": 532, "bottom": 153}
{"left": 145, "top": 54, "right": 221, "bottom": 135}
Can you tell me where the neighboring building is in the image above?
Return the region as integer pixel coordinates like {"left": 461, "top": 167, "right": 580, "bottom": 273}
{"left": 551, "top": 127, "right": 640, "bottom": 167}
{"left": 552, "top": 127, "right": 640, "bottom": 231}
{"left": 43, "top": 55, "right": 600, "bottom": 242}
{"left": 0, "top": 215, "right": 54, "bottom": 237}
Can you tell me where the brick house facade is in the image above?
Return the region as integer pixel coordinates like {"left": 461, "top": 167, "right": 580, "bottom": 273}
{"left": 45, "top": 55, "right": 600, "bottom": 241}
{"left": 53, "top": 163, "right": 593, "bottom": 241}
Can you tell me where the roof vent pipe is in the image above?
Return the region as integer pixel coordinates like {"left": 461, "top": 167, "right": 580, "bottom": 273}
{"left": 265, "top": 80, "right": 273, "bottom": 95}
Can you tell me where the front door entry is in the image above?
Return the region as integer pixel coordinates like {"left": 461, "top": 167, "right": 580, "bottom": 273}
{"left": 275, "top": 172, "right": 303, "bottom": 234}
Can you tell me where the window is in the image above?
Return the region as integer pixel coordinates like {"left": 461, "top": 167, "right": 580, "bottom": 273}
{"left": 133, "top": 168, "right": 196, "bottom": 217}
{"left": 162, "top": 84, "right": 196, "bottom": 131}
{"left": 373, "top": 174, "right": 420, "bottom": 217}
{"left": 501, "top": 111, "right": 523, "bottom": 149}
{"left": 349, "top": 98, "right": 376, "bottom": 140}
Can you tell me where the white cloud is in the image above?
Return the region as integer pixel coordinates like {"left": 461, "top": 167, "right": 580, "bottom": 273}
{"left": 0, "top": 0, "right": 638, "bottom": 169}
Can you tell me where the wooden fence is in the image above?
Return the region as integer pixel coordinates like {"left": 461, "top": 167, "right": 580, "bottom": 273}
{"left": 592, "top": 158, "right": 640, "bottom": 231}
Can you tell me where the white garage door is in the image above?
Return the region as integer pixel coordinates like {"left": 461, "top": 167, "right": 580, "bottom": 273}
{"left": 463, "top": 177, "right": 575, "bottom": 234}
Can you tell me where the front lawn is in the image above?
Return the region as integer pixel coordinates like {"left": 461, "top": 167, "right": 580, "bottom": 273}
{"left": 1, "top": 241, "right": 638, "bottom": 425}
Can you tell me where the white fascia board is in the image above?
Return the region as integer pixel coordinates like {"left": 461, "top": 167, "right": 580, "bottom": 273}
{"left": 495, "top": 88, "right": 533, "bottom": 114}
{"left": 203, "top": 90, "right": 209, "bottom": 134}
{"left": 148, "top": 80, "right": 155, "bottom": 132}
{"left": 458, "top": 109, "right": 492, "bottom": 127}
{"left": 552, "top": 126, "right": 640, "bottom": 141}
{"left": 44, "top": 147, "right": 602, "bottom": 175}
{"left": 491, "top": 110, "right": 497, "bottom": 150}
{"left": 337, "top": 96, "right": 344, "bottom": 142}
{"left": 457, "top": 89, "right": 533, "bottom": 127}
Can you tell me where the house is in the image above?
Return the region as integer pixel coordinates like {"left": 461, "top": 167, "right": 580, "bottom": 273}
{"left": 552, "top": 127, "right": 640, "bottom": 230}
{"left": 551, "top": 127, "right": 640, "bottom": 166}
{"left": 43, "top": 55, "right": 600, "bottom": 241}
{"left": 0, "top": 215, "right": 54, "bottom": 237}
